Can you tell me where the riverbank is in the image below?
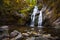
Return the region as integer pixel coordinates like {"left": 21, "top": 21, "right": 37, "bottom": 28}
{"left": 9, "top": 26, "right": 60, "bottom": 40}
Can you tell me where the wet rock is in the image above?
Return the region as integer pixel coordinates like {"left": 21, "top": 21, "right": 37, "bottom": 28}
{"left": 10, "top": 30, "right": 18, "bottom": 37}
{"left": 35, "top": 33, "right": 42, "bottom": 36}
{"left": 42, "top": 34, "right": 51, "bottom": 38}
{"left": 0, "top": 29, "right": 4, "bottom": 40}
{"left": 10, "top": 38, "right": 16, "bottom": 40}
{"left": 1, "top": 26, "right": 8, "bottom": 29}
{"left": 35, "top": 37, "right": 49, "bottom": 40}
{"left": 27, "top": 31, "right": 32, "bottom": 35}
{"left": 15, "top": 33, "right": 22, "bottom": 40}
{"left": 2, "top": 38, "right": 9, "bottom": 40}
{"left": 24, "top": 30, "right": 28, "bottom": 32}
{"left": 31, "top": 31, "right": 39, "bottom": 36}
{"left": 10, "top": 30, "right": 22, "bottom": 40}
{"left": 0, "top": 26, "right": 9, "bottom": 40}
{"left": 31, "top": 28, "right": 34, "bottom": 31}
{"left": 26, "top": 37, "right": 35, "bottom": 40}
{"left": 22, "top": 33, "right": 29, "bottom": 37}
{"left": 38, "top": 29, "right": 44, "bottom": 34}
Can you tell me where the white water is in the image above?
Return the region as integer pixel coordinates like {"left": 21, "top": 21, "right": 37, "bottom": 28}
{"left": 38, "top": 6, "right": 46, "bottom": 27}
{"left": 30, "top": 5, "right": 46, "bottom": 27}
{"left": 30, "top": 6, "right": 38, "bottom": 27}
{"left": 38, "top": 11, "right": 43, "bottom": 27}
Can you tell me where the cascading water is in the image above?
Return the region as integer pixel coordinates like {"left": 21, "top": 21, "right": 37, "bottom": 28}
{"left": 30, "top": 6, "right": 38, "bottom": 27}
{"left": 38, "top": 6, "right": 46, "bottom": 27}
{"left": 30, "top": 5, "right": 46, "bottom": 27}
{"left": 38, "top": 10, "right": 43, "bottom": 27}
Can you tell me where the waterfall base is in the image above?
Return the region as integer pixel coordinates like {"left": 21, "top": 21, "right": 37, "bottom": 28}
{"left": 38, "top": 26, "right": 43, "bottom": 28}
{"left": 30, "top": 25, "right": 34, "bottom": 27}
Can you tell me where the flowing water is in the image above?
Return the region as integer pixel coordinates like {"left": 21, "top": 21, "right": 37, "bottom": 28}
{"left": 38, "top": 6, "right": 46, "bottom": 27}
{"left": 30, "top": 6, "right": 46, "bottom": 27}
{"left": 30, "top": 6, "right": 38, "bottom": 27}
{"left": 38, "top": 10, "right": 43, "bottom": 27}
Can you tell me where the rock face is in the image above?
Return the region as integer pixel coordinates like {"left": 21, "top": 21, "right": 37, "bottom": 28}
{"left": 42, "top": 7, "right": 60, "bottom": 28}
{"left": 52, "top": 17, "right": 60, "bottom": 28}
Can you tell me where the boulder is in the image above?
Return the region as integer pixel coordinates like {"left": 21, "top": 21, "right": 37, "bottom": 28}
{"left": 35, "top": 37, "right": 49, "bottom": 40}
{"left": 10, "top": 30, "right": 22, "bottom": 40}
{"left": 42, "top": 34, "right": 51, "bottom": 38}
{"left": 26, "top": 37, "right": 35, "bottom": 40}
{"left": 22, "top": 33, "right": 29, "bottom": 37}
{"left": 0, "top": 26, "right": 9, "bottom": 40}
{"left": 10, "top": 30, "right": 19, "bottom": 37}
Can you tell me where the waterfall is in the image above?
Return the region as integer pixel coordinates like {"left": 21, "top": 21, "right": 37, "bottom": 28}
{"left": 38, "top": 10, "right": 43, "bottom": 27}
{"left": 30, "top": 5, "right": 46, "bottom": 27}
{"left": 30, "top": 6, "right": 38, "bottom": 27}
{"left": 38, "top": 6, "right": 46, "bottom": 27}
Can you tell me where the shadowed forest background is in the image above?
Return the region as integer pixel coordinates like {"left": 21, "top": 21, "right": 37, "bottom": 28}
{"left": 0, "top": 0, "right": 60, "bottom": 27}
